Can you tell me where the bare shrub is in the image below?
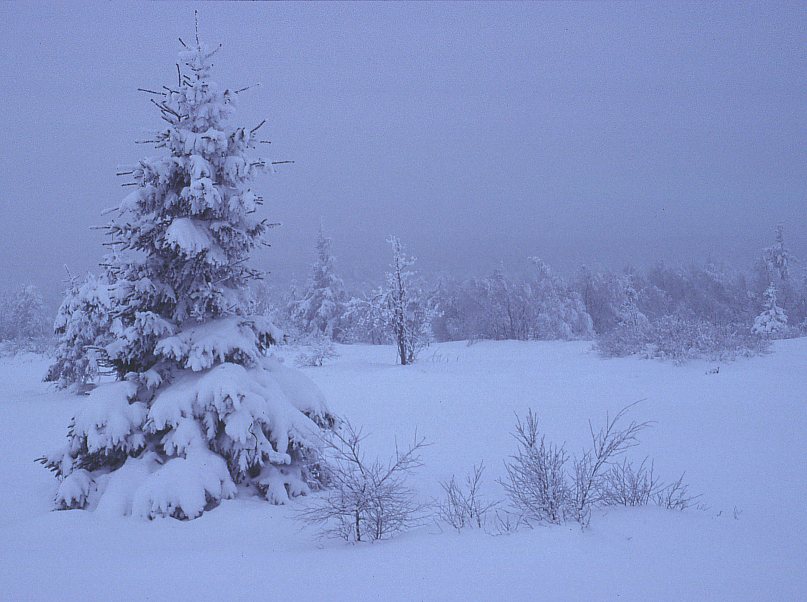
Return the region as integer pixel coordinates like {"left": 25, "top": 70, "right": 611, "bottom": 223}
{"left": 571, "top": 403, "right": 651, "bottom": 525}
{"left": 437, "top": 462, "right": 498, "bottom": 531}
{"left": 500, "top": 403, "right": 701, "bottom": 528}
{"left": 500, "top": 409, "right": 571, "bottom": 525}
{"left": 602, "top": 458, "right": 660, "bottom": 507}
{"left": 297, "top": 420, "right": 428, "bottom": 542}
{"left": 295, "top": 334, "right": 339, "bottom": 367}
{"left": 490, "top": 508, "right": 525, "bottom": 535}
{"left": 654, "top": 473, "right": 700, "bottom": 510}
{"left": 598, "top": 316, "right": 769, "bottom": 364}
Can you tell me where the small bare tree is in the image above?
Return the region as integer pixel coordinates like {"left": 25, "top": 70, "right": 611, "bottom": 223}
{"left": 298, "top": 420, "right": 429, "bottom": 542}
{"left": 437, "top": 462, "right": 498, "bottom": 532}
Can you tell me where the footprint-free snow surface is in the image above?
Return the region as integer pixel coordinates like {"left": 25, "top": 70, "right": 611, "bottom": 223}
{"left": 1, "top": 340, "right": 805, "bottom": 600}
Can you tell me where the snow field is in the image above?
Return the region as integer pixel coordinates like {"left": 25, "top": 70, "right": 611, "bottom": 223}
{"left": 0, "top": 339, "right": 805, "bottom": 600}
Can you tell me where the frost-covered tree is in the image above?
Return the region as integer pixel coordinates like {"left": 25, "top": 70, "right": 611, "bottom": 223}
{"left": 383, "top": 236, "right": 437, "bottom": 365}
{"left": 288, "top": 226, "right": 345, "bottom": 340}
{"left": 7, "top": 284, "right": 50, "bottom": 341}
{"left": 45, "top": 273, "right": 112, "bottom": 391}
{"left": 595, "top": 277, "right": 652, "bottom": 358}
{"left": 0, "top": 284, "right": 51, "bottom": 355}
{"left": 752, "top": 284, "right": 788, "bottom": 336}
{"left": 341, "top": 287, "right": 389, "bottom": 345}
{"left": 528, "top": 258, "right": 593, "bottom": 340}
{"left": 484, "top": 267, "right": 532, "bottom": 341}
{"left": 574, "top": 267, "right": 636, "bottom": 335}
{"left": 40, "top": 28, "right": 333, "bottom": 520}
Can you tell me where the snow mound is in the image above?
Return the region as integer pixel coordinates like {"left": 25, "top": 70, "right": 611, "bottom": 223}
{"left": 132, "top": 448, "right": 236, "bottom": 520}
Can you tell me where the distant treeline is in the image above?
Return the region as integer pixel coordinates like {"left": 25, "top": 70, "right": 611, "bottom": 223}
{"left": 4, "top": 226, "right": 805, "bottom": 365}
{"left": 271, "top": 224, "right": 804, "bottom": 363}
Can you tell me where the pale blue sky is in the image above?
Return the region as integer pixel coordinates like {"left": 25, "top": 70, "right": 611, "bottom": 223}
{"left": 1, "top": 2, "right": 805, "bottom": 299}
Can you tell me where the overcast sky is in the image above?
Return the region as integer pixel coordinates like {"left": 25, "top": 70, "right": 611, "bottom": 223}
{"left": 1, "top": 2, "right": 805, "bottom": 301}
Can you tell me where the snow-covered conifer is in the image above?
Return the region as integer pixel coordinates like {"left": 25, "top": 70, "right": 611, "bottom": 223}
{"left": 752, "top": 284, "right": 788, "bottom": 336}
{"left": 763, "top": 224, "right": 793, "bottom": 283}
{"left": 45, "top": 273, "right": 112, "bottom": 391}
{"left": 288, "top": 226, "right": 345, "bottom": 340}
{"left": 41, "top": 27, "right": 333, "bottom": 519}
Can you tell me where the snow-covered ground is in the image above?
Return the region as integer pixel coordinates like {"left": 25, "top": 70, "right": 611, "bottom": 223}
{"left": 1, "top": 340, "right": 805, "bottom": 600}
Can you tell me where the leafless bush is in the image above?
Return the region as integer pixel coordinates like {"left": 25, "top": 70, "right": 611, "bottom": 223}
{"left": 295, "top": 334, "right": 339, "bottom": 367}
{"left": 500, "top": 403, "right": 698, "bottom": 528}
{"left": 297, "top": 420, "right": 429, "bottom": 542}
{"left": 598, "top": 316, "right": 770, "bottom": 364}
{"left": 654, "top": 473, "right": 700, "bottom": 510}
{"left": 437, "top": 462, "right": 498, "bottom": 531}
{"left": 500, "top": 409, "right": 571, "bottom": 525}
{"left": 602, "top": 458, "right": 660, "bottom": 507}
{"left": 571, "top": 403, "right": 651, "bottom": 525}
{"left": 490, "top": 509, "right": 525, "bottom": 535}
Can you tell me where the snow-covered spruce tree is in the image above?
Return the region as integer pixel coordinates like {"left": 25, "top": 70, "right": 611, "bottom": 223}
{"left": 288, "top": 225, "right": 346, "bottom": 340}
{"left": 763, "top": 224, "right": 793, "bottom": 284}
{"left": 45, "top": 272, "right": 112, "bottom": 391}
{"left": 752, "top": 284, "right": 788, "bottom": 337}
{"left": 383, "top": 236, "right": 437, "bottom": 365}
{"left": 40, "top": 33, "right": 333, "bottom": 519}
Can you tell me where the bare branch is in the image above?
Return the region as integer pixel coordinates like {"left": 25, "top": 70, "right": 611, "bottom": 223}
{"left": 234, "top": 83, "right": 260, "bottom": 94}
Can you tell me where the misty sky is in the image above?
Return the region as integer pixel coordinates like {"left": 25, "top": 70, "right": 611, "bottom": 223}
{"left": 1, "top": 2, "right": 805, "bottom": 302}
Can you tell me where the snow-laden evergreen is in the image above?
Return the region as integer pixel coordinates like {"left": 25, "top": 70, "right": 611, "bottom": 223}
{"left": 41, "top": 34, "right": 333, "bottom": 519}
{"left": 288, "top": 226, "right": 345, "bottom": 340}
{"left": 752, "top": 284, "right": 788, "bottom": 336}
{"left": 763, "top": 224, "right": 794, "bottom": 283}
{"left": 45, "top": 273, "right": 112, "bottom": 391}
